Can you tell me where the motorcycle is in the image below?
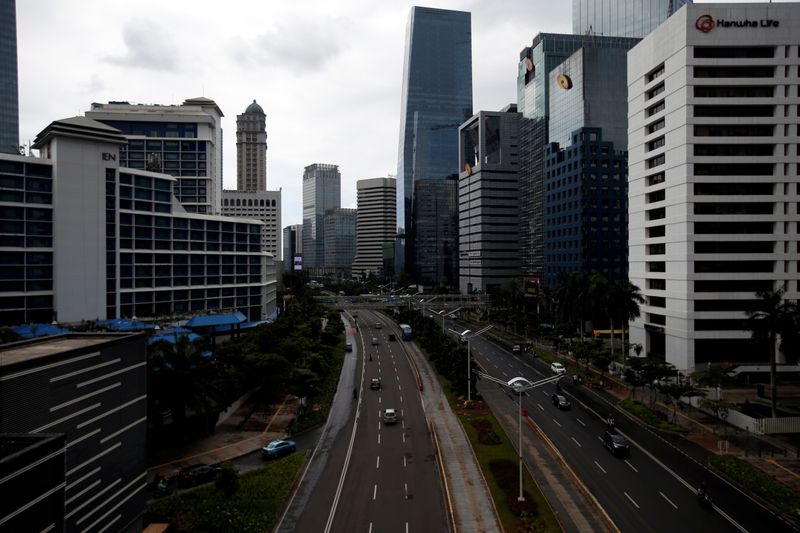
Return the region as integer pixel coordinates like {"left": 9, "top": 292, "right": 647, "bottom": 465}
{"left": 697, "top": 488, "right": 713, "bottom": 509}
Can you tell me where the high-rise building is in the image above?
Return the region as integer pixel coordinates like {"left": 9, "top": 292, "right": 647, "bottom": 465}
{"left": 221, "top": 189, "right": 281, "bottom": 258}
{"left": 236, "top": 100, "right": 267, "bottom": 191}
{"left": 323, "top": 208, "right": 357, "bottom": 278}
{"left": 86, "top": 98, "right": 224, "bottom": 215}
{"left": 302, "top": 164, "right": 341, "bottom": 271}
{"left": 0, "top": 332, "right": 147, "bottom": 532}
{"left": 397, "top": 6, "right": 472, "bottom": 282}
{"left": 0, "top": 0, "right": 19, "bottom": 154}
{"left": 413, "top": 178, "right": 459, "bottom": 287}
{"left": 0, "top": 116, "right": 275, "bottom": 326}
{"left": 283, "top": 224, "right": 302, "bottom": 271}
{"left": 517, "top": 34, "right": 639, "bottom": 285}
{"left": 353, "top": 177, "right": 396, "bottom": 279}
{"left": 543, "top": 45, "right": 633, "bottom": 287}
{"left": 627, "top": 2, "right": 800, "bottom": 373}
{"left": 573, "top": 0, "right": 691, "bottom": 38}
{"left": 458, "top": 106, "right": 520, "bottom": 294}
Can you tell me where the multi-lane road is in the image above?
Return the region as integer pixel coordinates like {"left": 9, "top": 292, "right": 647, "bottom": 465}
{"left": 279, "top": 311, "right": 448, "bottom": 533}
{"left": 456, "top": 317, "right": 798, "bottom": 533}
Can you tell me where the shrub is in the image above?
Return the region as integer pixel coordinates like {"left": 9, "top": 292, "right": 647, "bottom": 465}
{"left": 619, "top": 399, "right": 688, "bottom": 433}
{"left": 470, "top": 418, "right": 501, "bottom": 445}
{"left": 710, "top": 454, "right": 800, "bottom": 519}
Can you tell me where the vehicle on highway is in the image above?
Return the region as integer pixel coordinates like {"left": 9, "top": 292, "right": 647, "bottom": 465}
{"left": 399, "top": 324, "right": 413, "bottom": 340}
{"left": 388, "top": 333, "right": 396, "bottom": 341}
{"left": 261, "top": 439, "right": 297, "bottom": 460}
{"left": 374, "top": 322, "right": 382, "bottom": 329}
{"left": 602, "top": 431, "right": 630, "bottom": 457}
{"left": 372, "top": 336, "right": 379, "bottom": 346}
{"left": 370, "top": 377, "right": 381, "bottom": 390}
{"left": 176, "top": 464, "right": 223, "bottom": 488}
{"left": 344, "top": 342, "right": 353, "bottom": 352}
{"left": 512, "top": 344, "right": 521, "bottom": 355}
{"left": 551, "top": 393, "right": 571, "bottom": 410}
{"left": 383, "top": 408, "right": 398, "bottom": 425}
{"left": 550, "top": 362, "right": 566, "bottom": 374}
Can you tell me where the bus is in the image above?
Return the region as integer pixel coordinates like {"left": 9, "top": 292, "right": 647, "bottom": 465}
{"left": 399, "top": 324, "right": 413, "bottom": 341}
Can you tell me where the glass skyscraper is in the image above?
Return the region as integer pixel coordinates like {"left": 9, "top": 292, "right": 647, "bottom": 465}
{"left": 572, "top": 0, "right": 691, "bottom": 38}
{"left": 397, "top": 6, "right": 472, "bottom": 283}
{"left": 302, "top": 163, "right": 340, "bottom": 270}
{"left": 0, "top": 0, "right": 19, "bottom": 154}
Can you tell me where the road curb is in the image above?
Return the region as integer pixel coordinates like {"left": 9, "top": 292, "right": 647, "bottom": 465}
{"left": 430, "top": 421, "right": 457, "bottom": 533}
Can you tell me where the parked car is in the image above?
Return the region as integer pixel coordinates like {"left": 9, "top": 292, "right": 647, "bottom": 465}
{"left": 602, "top": 431, "right": 631, "bottom": 457}
{"left": 512, "top": 344, "right": 522, "bottom": 355}
{"left": 551, "top": 362, "right": 566, "bottom": 375}
{"left": 261, "top": 439, "right": 297, "bottom": 460}
{"left": 388, "top": 333, "right": 396, "bottom": 341}
{"left": 176, "top": 464, "right": 223, "bottom": 488}
{"left": 551, "top": 393, "right": 571, "bottom": 410}
{"left": 372, "top": 336, "right": 379, "bottom": 346}
{"left": 344, "top": 342, "right": 353, "bottom": 352}
{"left": 370, "top": 377, "right": 381, "bottom": 390}
{"left": 383, "top": 408, "right": 398, "bottom": 425}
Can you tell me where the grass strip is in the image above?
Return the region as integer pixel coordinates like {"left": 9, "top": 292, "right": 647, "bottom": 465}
{"left": 710, "top": 454, "right": 800, "bottom": 519}
{"left": 619, "top": 398, "right": 688, "bottom": 433}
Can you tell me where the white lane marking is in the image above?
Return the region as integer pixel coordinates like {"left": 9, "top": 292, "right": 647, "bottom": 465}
{"left": 403, "top": 456, "right": 407, "bottom": 467}
{"left": 404, "top": 483, "right": 408, "bottom": 499}
{"left": 379, "top": 396, "right": 381, "bottom": 404}
{"left": 625, "top": 460, "right": 639, "bottom": 473}
{"left": 537, "top": 403, "right": 544, "bottom": 411}
{"left": 398, "top": 384, "right": 402, "bottom": 391}
{"left": 378, "top": 433, "right": 381, "bottom": 445}
{"left": 542, "top": 391, "right": 549, "bottom": 397}
{"left": 400, "top": 395, "right": 403, "bottom": 403}
{"left": 369, "top": 524, "right": 373, "bottom": 533}
{"left": 576, "top": 418, "right": 586, "bottom": 427}
{"left": 406, "top": 523, "right": 409, "bottom": 533}
{"left": 660, "top": 491, "right": 678, "bottom": 509}
{"left": 597, "top": 436, "right": 604, "bottom": 443}
{"left": 594, "top": 461, "right": 607, "bottom": 474}
{"left": 494, "top": 364, "right": 499, "bottom": 369}
{"left": 373, "top": 484, "right": 377, "bottom": 500}
{"left": 552, "top": 418, "right": 562, "bottom": 428}
{"left": 571, "top": 436, "right": 582, "bottom": 448}
{"left": 501, "top": 371, "right": 508, "bottom": 378}
{"left": 401, "top": 409, "right": 405, "bottom": 417}
{"left": 624, "top": 492, "right": 640, "bottom": 509}
{"left": 402, "top": 419, "right": 405, "bottom": 429}
{"left": 402, "top": 432, "right": 406, "bottom": 443}
{"left": 376, "top": 456, "right": 380, "bottom": 469}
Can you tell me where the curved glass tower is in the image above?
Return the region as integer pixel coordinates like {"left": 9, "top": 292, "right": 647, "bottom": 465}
{"left": 397, "top": 6, "right": 472, "bottom": 283}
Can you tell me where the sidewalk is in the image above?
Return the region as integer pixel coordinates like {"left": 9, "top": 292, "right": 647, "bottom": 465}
{"left": 147, "top": 395, "right": 299, "bottom": 480}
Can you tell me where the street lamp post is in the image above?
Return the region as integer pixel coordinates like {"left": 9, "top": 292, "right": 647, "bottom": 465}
{"left": 439, "top": 306, "right": 462, "bottom": 333}
{"left": 466, "top": 325, "right": 493, "bottom": 403}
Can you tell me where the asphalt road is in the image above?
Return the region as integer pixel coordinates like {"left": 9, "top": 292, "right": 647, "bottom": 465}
{"left": 450, "top": 319, "right": 794, "bottom": 533}
{"left": 280, "top": 311, "right": 448, "bottom": 533}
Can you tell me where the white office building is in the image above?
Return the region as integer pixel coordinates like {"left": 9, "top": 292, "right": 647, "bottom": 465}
{"left": 353, "top": 177, "right": 396, "bottom": 279}
{"left": 627, "top": 3, "right": 800, "bottom": 372}
{"left": 221, "top": 189, "right": 281, "bottom": 259}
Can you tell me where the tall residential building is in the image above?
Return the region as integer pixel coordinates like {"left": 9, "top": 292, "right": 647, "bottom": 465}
{"left": 302, "top": 164, "right": 341, "bottom": 270}
{"left": 221, "top": 189, "right": 281, "bottom": 258}
{"left": 283, "top": 224, "right": 302, "bottom": 271}
{"left": 627, "top": 2, "right": 800, "bottom": 373}
{"left": 353, "top": 177, "right": 396, "bottom": 279}
{"left": 86, "top": 98, "right": 224, "bottom": 215}
{"left": 516, "top": 34, "right": 639, "bottom": 285}
{"left": 0, "top": 0, "right": 19, "bottom": 154}
{"left": 397, "top": 6, "right": 472, "bottom": 282}
{"left": 543, "top": 45, "right": 633, "bottom": 287}
{"left": 0, "top": 116, "right": 275, "bottom": 326}
{"left": 572, "top": 0, "right": 692, "bottom": 38}
{"left": 458, "top": 106, "right": 520, "bottom": 294}
{"left": 0, "top": 333, "right": 147, "bottom": 532}
{"left": 323, "top": 208, "right": 357, "bottom": 278}
{"left": 236, "top": 100, "right": 267, "bottom": 191}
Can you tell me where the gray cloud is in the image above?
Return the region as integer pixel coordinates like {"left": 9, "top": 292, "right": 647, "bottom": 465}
{"left": 231, "top": 17, "right": 344, "bottom": 75}
{"left": 104, "top": 19, "right": 178, "bottom": 71}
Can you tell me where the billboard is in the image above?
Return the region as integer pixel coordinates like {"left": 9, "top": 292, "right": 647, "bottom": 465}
{"left": 293, "top": 256, "right": 303, "bottom": 271}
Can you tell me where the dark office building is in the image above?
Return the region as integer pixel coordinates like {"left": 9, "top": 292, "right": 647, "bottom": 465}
{"left": 0, "top": 0, "right": 19, "bottom": 154}
{"left": 397, "top": 6, "right": 472, "bottom": 283}
{"left": 0, "top": 333, "right": 147, "bottom": 532}
{"left": 516, "top": 33, "right": 639, "bottom": 286}
{"left": 0, "top": 433, "right": 66, "bottom": 532}
{"left": 412, "top": 178, "right": 459, "bottom": 287}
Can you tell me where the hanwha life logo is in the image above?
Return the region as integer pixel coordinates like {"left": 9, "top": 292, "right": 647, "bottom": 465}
{"left": 696, "top": 14, "right": 715, "bottom": 33}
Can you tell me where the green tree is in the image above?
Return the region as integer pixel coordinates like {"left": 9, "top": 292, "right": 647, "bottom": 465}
{"left": 747, "top": 288, "right": 794, "bottom": 417}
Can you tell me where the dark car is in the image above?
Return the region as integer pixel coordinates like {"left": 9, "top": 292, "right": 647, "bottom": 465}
{"left": 603, "top": 431, "right": 631, "bottom": 457}
{"left": 261, "top": 439, "right": 297, "bottom": 460}
{"left": 388, "top": 333, "right": 396, "bottom": 341}
{"left": 176, "top": 464, "right": 223, "bottom": 488}
{"left": 512, "top": 344, "right": 522, "bottom": 355}
{"left": 344, "top": 342, "right": 353, "bottom": 352}
{"left": 551, "top": 393, "right": 571, "bottom": 410}
{"left": 370, "top": 377, "right": 381, "bottom": 390}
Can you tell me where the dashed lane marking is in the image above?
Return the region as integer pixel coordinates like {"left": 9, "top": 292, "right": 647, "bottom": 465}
{"left": 660, "top": 491, "right": 678, "bottom": 509}
{"left": 625, "top": 460, "right": 638, "bottom": 473}
{"left": 571, "top": 436, "right": 582, "bottom": 448}
{"left": 594, "top": 460, "right": 606, "bottom": 474}
{"left": 624, "top": 492, "right": 640, "bottom": 509}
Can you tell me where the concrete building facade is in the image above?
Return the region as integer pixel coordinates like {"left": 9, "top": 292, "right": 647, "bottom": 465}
{"left": 627, "top": 2, "right": 800, "bottom": 372}
{"left": 353, "top": 177, "right": 396, "bottom": 279}
{"left": 236, "top": 100, "right": 268, "bottom": 192}
{"left": 221, "top": 189, "right": 281, "bottom": 259}
{"left": 458, "top": 106, "right": 521, "bottom": 294}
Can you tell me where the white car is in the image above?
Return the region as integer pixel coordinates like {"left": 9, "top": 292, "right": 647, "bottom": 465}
{"left": 551, "top": 362, "right": 566, "bottom": 375}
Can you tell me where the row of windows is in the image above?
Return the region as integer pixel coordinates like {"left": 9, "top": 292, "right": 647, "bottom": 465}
{"left": 0, "top": 206, "right": 52, "bottom": 221}
{"left": 118, "top": 301, "right": 262, "bottom": 322}
{"left": 120, "top": 253, "right": 260, "bottom": 265}
{"left": 694, "top": 144, "right": 774, "bottom": 157}
{"left": 694, "top": 85, "right": 775, "bottom": 98}
{"left": 694, "top": 202, "right": 773, "bottom": 215}
{"left": 0, "top": 161, "right": 52, "bottom": 177}
{"left": 119, "top": 275, "right": 262, "bottom": 289}
{"left": 117, "top": 239, "right": 261, "bottom": 253}
{"left": 0, "top": 190, "right": 52, "bottom": 205}
{"left": 118, "top": 213, "right": 260, "bottom": 233}
{"left": 223, "top": 198, "right": 277, "bottom": 207}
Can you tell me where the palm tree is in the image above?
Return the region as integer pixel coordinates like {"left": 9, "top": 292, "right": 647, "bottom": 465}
{"left": 613, "top": 281, "right": 645, "bottom": 363}
{"left": 747, "top": 288, "right": 792, "bottom": 417}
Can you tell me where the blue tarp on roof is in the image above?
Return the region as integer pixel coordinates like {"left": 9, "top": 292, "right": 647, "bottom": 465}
{"left": 11, "top": 324, "right": 71, "bottom": 339}
{"left": 147, "top": 330, "right": 202, "bottom": 345}
{"left": 185, "top": 311, "right": 248, "bottom": 328}
{"left": 97, "top": 319, "right": 156, "bottom": 332}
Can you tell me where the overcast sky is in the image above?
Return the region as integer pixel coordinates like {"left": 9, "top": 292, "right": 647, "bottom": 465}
{"left": 15, "top": 0, "right": 778, "bottom": 226}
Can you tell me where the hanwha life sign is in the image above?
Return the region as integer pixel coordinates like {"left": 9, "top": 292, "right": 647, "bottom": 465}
{"left": 695, "top": 13, "right": 779, "bottom": 32}
{"left": 695, "top": 14, "right": 714, "bottom": 33}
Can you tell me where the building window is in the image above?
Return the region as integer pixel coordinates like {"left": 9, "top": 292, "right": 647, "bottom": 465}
{"left": 646, "top": 83, "right": 665, "bottom": 100}
{"left": 646, "top": 63, "right": 665, "bottom": 82}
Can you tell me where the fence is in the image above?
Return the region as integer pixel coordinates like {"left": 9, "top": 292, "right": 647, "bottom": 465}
{"left": 686, "top": 396, "right": 800, "bottom": 435}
